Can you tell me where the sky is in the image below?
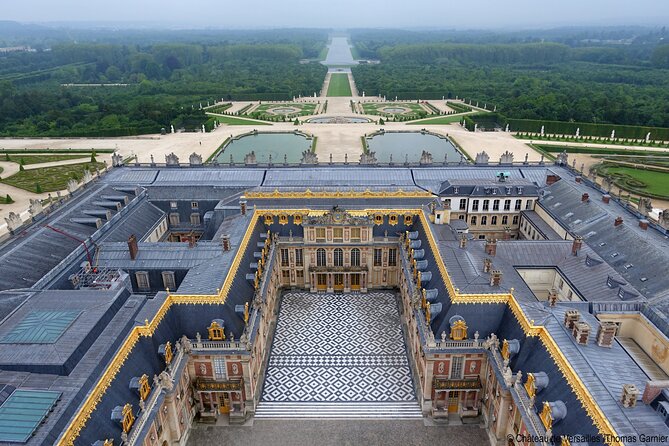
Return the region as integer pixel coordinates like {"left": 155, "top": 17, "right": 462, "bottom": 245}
{"left": 3, "top": 0, "right": 669, "bottom": 29}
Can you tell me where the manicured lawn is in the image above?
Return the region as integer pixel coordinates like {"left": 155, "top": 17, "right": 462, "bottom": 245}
{"left": 407, "top": 114, "right": 467, "bottom": 125}
{"left": 533, "top": 144, "right": 669, "bottom": 157}
{"left": 598, "top": 165, "right": 669, "bottom": 198}
{"left": 360, "top": 101, "right": 434, "bottom": 120}
{"left": 1, "top": 162, "right": 105, "bottom": 193}
{"left": 3, "top": 154, "right": 92, "bottom": 165}
{"left": 327, "top": 73, "right": 352, "bottom": 97}
{"left": 249, "top": 103, "right": 317, "bottom": 118}
{"left": 208, "top": 115, "right": 271, "bottom": 126}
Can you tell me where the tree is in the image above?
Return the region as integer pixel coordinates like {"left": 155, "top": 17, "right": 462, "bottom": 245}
{"left": 19, "top": 158, "right": 25, "bottom": 171}
{"left": 4, "top": 153, "right": 9, "bottom": 161}
{"left": 35, "top": 183, "right": 42, "bottom": 193}
{"left": 91, "top": 152, "right": 97, "bottom": 163}
{"left": 5, "top": 194, "right": 13, "bottom": 203}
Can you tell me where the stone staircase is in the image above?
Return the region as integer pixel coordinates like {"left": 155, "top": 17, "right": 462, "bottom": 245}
{"left": 254, "top": 401, "right": 423, "bottom": 419}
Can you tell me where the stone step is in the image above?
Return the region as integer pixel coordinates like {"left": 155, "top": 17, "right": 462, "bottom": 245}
{"left": 255, "top": 401, "right": 423, "bottom": 419}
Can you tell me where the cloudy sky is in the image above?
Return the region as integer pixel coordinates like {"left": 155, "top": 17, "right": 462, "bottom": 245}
{"left": 4, "top": 0, "right": 669, "bottom": 28}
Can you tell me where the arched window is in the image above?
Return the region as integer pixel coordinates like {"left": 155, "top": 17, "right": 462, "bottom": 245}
{"left": 334, "top": 248, "right": 343, "bottom": 266}
{"left": 351, "top": 248, "right": 360, "bottom": 266}
{"left": 317, "top": 248, "right": 326, "bottom": 267}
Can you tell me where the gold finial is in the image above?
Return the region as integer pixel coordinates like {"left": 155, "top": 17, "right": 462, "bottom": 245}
{"left": 501, "top": 339, "right": 510, "bottom": 361}
{"left": 144, "top": 319, "right": 149, "bottom": 327}
{"left": 426, "top": 302, "right": 431, "bottom": 325}
{"left": 540, "top": 401, "right": 553, "bottom": 430}
{"left": 163, "top": 341, "right": 173, "bottom": 365}
{"left": 166, "top": 287, "right": 170, "bottom": 294}
{"left": 244, "top": 302, "right": 249, "bottom": 324}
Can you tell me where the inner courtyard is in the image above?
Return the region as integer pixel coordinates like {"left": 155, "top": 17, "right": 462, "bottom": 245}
{"left": 258, "top": 291, "right": 418, "bottom": 417}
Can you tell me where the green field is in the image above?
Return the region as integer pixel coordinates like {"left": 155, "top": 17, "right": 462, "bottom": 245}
{"left": 596, "top": 164, "right": 669, "bottom": 199}
{"left": 407, "top": 114, "right": 467, "bottom": 125}
{"left": 208, "top": 115, "right": 272, "bottom": 126}
{"left": 246, "top": 102, "right": 318, "bottom": 120}
{"left": 3, "top": 154, "right": 92, "bottom": 165}
{"left": 327, "top": 73, "right": 353, "bottom": 97}
{"left": 361, "top": 101, "right": 434, "bottom": 120}
{"left": 1, "top": 162, "right": 105, "bottom": 193}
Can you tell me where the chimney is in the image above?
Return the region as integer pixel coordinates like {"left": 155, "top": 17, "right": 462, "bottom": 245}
{"left": 621, "top": 384, "right": 639, "bottom": 408}
{"left": 490, "top": 270, "right": 502, "bottom": 287}
{"left": 239, "top": 196, "right": 247, "bottom": 215}
{"left": 546, "top": 174, "right": 559, "bottom": 186}
{"left": 548, "top": 288, "right": 558, "bottom": 306}
{"left": 639, "top": 219, "right": 649, "bottom": 231}
{"left": 572, "top": 321, "right": 590, "bottom": 345}
{"left": 459, "top": 235, "right": 467, "bottom": 249}
{"left": 575, "top": 176, "right": 582, "bottom": 183}
{"left": 581, "top": 193, "right": 589, "bottom": 202}
{"left": 483, "top": 258, "right": 492, "bottom": 273}
{"left": 614, "top": 216, "right": 624, "bottom": 227}
{"left": 128, "top": 234, "right": 138, "bottom": 261}
{"left": 221, "top": 233, "right": 231, "bottom": 252}
{"left": 602, "top": 194, "right": 611, "bottom": 204}
{"left": 571, "top": 236, "right": 583, "bottom": 256}
{"left": 596, "top": 322, "right": 617, "bottom": 348}
{"left": 503, "top": 227, "right": 511, "bottom": 241}
{"left": 642, "top": 380, "right": 669, "bottom": 405}
{"left": 485, "top": 239, "right": 497, "bottom": 257}
{"left": 564, "top": 310, "right": 580, "bottom": 330}
{"left": 188, "top": 237, "right": 196, "bottom": 249}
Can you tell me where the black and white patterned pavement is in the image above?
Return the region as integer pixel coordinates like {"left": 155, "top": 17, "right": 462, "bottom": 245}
{"left": 261, "top": 292, "right": 416, "bottom": 403}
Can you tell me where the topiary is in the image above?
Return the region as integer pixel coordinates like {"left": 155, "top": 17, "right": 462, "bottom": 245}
{"left": 35, "top": 183, "right": 42, "bottom": 194}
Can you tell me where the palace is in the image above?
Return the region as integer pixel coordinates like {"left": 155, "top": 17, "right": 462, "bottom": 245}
{"left": 1, "top": 159, "right": 669, "bottom": 446}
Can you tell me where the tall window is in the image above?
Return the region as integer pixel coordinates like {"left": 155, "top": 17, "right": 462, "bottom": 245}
{"left": 491, "top": 216, "right": 497, "bottom": 225}
{"left": 493, "top": 200, "right": 500, "bottom": 211}
{"left": 481, "top": 216, "right": 487, "bottom": 226}
{"left": 316, "top": 248, "right": 326, "bottom": 266}
{"left": 334, "top": 248, "right": 343, "bottom": 266}
{"left": 482, "top": 200, "right": 490, "bottom": 211}
{"left": 502, "top": 215, "right": 508, "bottom": 225}
{"left": 504, "top": 199, "right": 511, "bottom": 211}
{"left": 472, "top": 200, "right": 479, "bottom": 211}
{"left": 515, "top": 200, "right": 522, "bottom": 210}
{"left": 526, "top": 200, "right": 533, "bottom": 210}
{"left": 169, "top": 213, "right": 180, "bottom": 226}
{"left": 333, "top": 227, "right": 343, "bottom": 242}
{"left": 350, "top": 227, "right": 361, "bottom": 242}
{"left": 213, "top": 358, "right": 226, "bottom": 380}
{"left": 280, "top": 248, "right": 289, "bottom": 266}
{"left": 373, "top": 248, "right": 382, "bottom": 266}
{"left": 190, "top": 213, "right": 201, "bottom": 225}
{"left": 351, "top": 248, "right": 360, "bottom": 267}
{"left": 450, "top": 356, "right": 464, "bottom": 379}
{"left": 459, "top": 199, "right": 467, "bottom": 210}
{"left": 316, "top": 227, "right": 326, "bottom": 242}
{"left": 295, "top": 249, "right": 303, "bottom": 267}
{"left": 470, "top": 216, "right": 477, "bottom": 226}
{"left": 388, "top": 248, "right": 397, "bottom": 266}
{"left": 512, "top": 215, "right": 519, "bottom": 225}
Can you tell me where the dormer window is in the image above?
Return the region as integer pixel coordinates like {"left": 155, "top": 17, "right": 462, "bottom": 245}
{"left": 517, "top": 187, "right": 523, "bottom": 194}
{"left": 138, "top": 374, "right": 150, "bottom": 401}
{"left": 453, "top": 187, "right": 459, "bottom": 194}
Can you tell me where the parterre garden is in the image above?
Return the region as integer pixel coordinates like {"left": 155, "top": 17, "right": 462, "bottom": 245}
{"left": 243, "top": 102, "right": 319, "bottom": 121}
{"left": 357, "top": 101, "right": 437, "bottom": 121}
{"left": 594, "top": 164, "right": 669, "bottom": 200}
{"left": 1, "top": 162, "right": 105, "bottom": 193}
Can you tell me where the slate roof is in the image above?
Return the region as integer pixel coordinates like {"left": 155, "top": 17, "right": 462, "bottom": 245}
{"left": 539, "top": 179, "right": 669, "bottom": 312}
{"left": 0, "top": 186, "right": 164, "bottom": 292}
{"left": 520, "top": 210, "right": 563, "bottom": 240}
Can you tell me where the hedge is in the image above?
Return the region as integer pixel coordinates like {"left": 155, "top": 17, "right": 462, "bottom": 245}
{"left": 508, "top": 119, "right": 669, "bottom": 141}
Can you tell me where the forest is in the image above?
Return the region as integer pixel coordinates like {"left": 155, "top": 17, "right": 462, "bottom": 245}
{"left": 351, "top": 28, "right": 669, "bottom": 127}
{"left": 0, "top": 28, "right": 327, "bottom": 137}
